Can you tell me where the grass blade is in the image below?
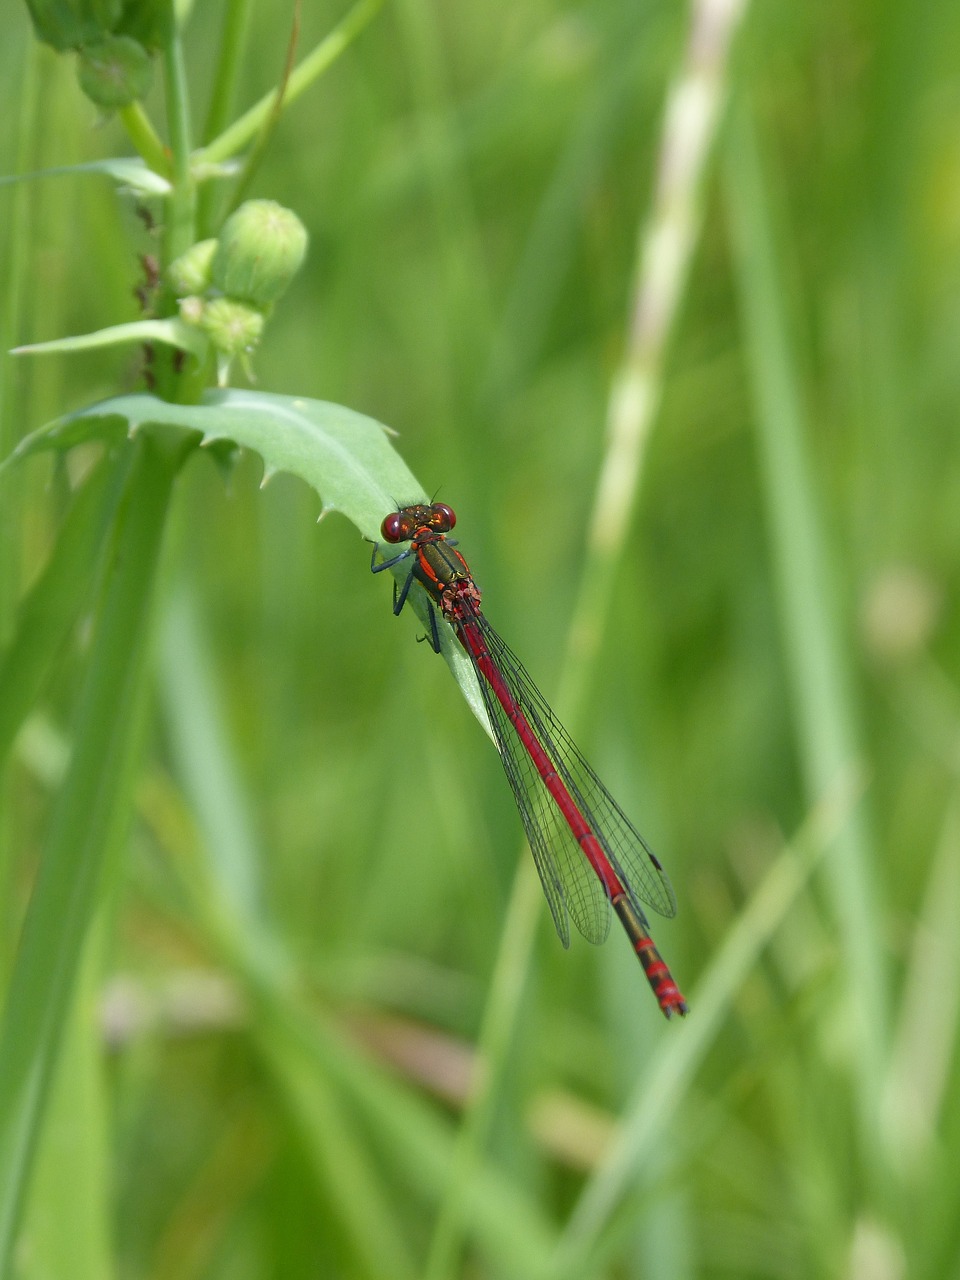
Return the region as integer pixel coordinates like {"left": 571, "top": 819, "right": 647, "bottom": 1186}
{"left": 724, "top": 99, "right": 890, "bottom": 1132}
{"left": 21, "top": 926, "right": 113, "bottom": 1280}
{"left": 0, "top": 436, "right": 179, "bottom": 1269}
{"left": 553, "top": 774, "right": 860, "bottom": 1277}
{"left": 0, "top": 455, "right": 124, "bottom": 763}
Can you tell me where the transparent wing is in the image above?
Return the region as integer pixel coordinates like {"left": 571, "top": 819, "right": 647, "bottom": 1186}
{"left": 470, "top": 655, "right": 611, "bottom": 945}
{"left": 458, "top": 606, "right": 677, "bottom": 946}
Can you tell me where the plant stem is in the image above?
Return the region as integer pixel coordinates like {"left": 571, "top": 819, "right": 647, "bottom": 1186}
{"left": 0, "top": 40, "right": 40, "bottom": 997}
{"left": 197, "top": 0, "right": 255, "bottom": 233}
{"left": 118, "top": 101, "right": 170, "bottom": 178}
{"left": 224, "top": 0, "right": 302, "bottom": 214}
{"left": 154, "top": 16, "right": 199, "bottom": 400}
{"left": 161, "top": 24, "right": 196, "bottom": 266}
{"left": 197, "top": 0, "right": 386, "bottom": 167}
{"left": 202, "top": 0, "right": 255, "bottom": 145}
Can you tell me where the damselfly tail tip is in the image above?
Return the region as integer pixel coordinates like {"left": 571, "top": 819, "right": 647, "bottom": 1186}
{"left": 611, "top": 894, "right": 688, "bottom": 1019}
{"left": 662, "top": 992, "right": 689, "bottom": 1019}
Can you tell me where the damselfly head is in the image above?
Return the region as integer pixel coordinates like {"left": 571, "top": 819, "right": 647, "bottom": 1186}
{"left": 429, "top": 503, "right": 456, "bottom": 532}
{"left": 381, "top": 503, "right": 457, "bottom": 543}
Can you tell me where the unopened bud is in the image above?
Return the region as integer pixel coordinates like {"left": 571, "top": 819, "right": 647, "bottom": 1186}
{"left": 77, "top": 34, "right": 153, "bottom": 108}
{"left": 25, "top": 0, "right": 121, "bottom": 52}
{"left": 168, "top": 240, "right": 218, "bottom": 297}
{"left": 211, "top": 200, "right": 308, "bottom": 306}
{"left": 178, "top": 295, "right": 206, "bottom": 327}
{"left": 115, "top": 0, "right": 170, "bottom": 50}
{"left": 199, "top": 297, "right": 265, "bottom": 356}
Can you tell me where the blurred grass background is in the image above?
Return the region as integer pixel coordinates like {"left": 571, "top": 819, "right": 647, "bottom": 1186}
{"left": 2, "top": 0, "right": 960, "bottom": 1276}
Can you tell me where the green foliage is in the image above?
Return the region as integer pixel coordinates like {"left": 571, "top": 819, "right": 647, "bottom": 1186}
{"left": 9, "top": 391, "right": 423, "bottom": 534}
{"left": 3, "top": 0, "right": 960, "bottom": 1277}
{"left": 23, "top": 0, "right": 120, "bottom": 52}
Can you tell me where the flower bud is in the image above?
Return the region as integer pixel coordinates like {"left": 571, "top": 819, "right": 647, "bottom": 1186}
{"left": 77, "top": 34, "right": 153, "bottom": 108}
{"left": 167, "top": 240, "right": 218, "bottom": 298}
{"left": 211, "top": 200, "right": 308, "bottom": 306}
{"left": 198, "top": 297, "right": 265, "bottom": 356}
{"left": 177, "top": 295, "right": 206, "bottom": 327}
{"left": 115, "top": 0, "right": 170, "bottom": 50}
{"left": 24, "top": 0, "right": 121, "bottom": 52}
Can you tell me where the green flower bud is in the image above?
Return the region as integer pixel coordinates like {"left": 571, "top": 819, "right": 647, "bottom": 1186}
{"left": 167, "top": 240, "right": 218, "bottom": 298}
{"left": 211, "top": 200, "right": 308, "bottom": 306}
{"left": 116, "top": 0, "right": 171, "bottom": 50}
{"left": 177, "top": 295, "right": 206, "bottom": 327}
{"left": 77, "top": 34, "right": 153, "bottom": 108}
{"left": 25, "top": 0, "right": 121, "bottom": 52}
{"left": 199, "top": 297, "right": 265, "bottom": 356}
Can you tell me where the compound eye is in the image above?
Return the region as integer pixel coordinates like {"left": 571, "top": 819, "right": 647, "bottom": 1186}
{"left": 381, "top": 512, "right": 409, "bottom": 543}
{"left": 432, "top": 503, "right": 456, "bottom": 531}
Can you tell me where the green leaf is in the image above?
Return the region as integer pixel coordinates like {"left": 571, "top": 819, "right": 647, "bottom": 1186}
{"left": 0, "top": 437, "right": 177, "bottom": 1271}
{"left": 2, "top": 390, "right": 488, "bottom": 730}
{"left": 9, "top": 390, "right": 419, "bottom": 534}
{"left": 0, "top": 454, "right": 125, "bottom": 764}
{"left": 12, "top": 318, "right": 207, "bottom": 360}
{"left": 0, "top": 158, "right": 171, "bottom": 195}
{"left": 22, "top": 929, "right": 113, "bottom": 1280}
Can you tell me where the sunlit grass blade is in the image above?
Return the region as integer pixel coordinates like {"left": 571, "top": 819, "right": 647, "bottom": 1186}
{"left": 724, "top": 99, "right": 889, "bottom": 1127}
{"left": 159, "top": 584, "right": 264, "bottom": 927}
{"left": 882, "top": 798, "right": 960, "bottom": 1167}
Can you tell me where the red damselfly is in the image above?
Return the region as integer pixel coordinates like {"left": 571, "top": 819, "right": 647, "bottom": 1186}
{"left": 372, "top": 503, "right": 687, "bottom": 1018}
